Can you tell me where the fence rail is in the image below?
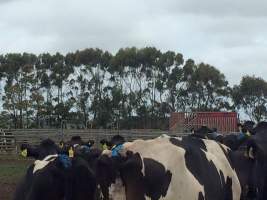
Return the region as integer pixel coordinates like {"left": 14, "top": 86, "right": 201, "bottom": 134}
{"left": 0, "top": 129, "right": 187, "bottom": 155}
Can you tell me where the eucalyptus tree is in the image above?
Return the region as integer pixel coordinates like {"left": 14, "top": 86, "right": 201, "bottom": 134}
{"left": 111, "top": 47, "right": 140, "bottom": 127}
{"left": 74, "top": 48, "right": 113, "bottom": 127}
{"left": 137, "top": 47, "right": 161, "bottom": 120}
{"left": 1, "top": 53, "right": 37, "bottom": 128}
{"left": 20, "top": 53, "right": 37, "bottom": 128}
{"left": 232, "top": 76, "right": 267, "bottom": 122}
{"left": 2, "top": 80, "right": 20, "bottom": 128}
{"left": 37, "top": 53, "right": 55, "bottom": 127}
{"left": 180, "top": 61, "right": 230, "bottom": 112}
{"left": 50, "top": 53, "right": 73, "bottom": 104}
{"left": 162, "top": 52, "right": 184, "bottom": 113}
{"left": 0, "top": 47, "right": 255, "bottom": 129}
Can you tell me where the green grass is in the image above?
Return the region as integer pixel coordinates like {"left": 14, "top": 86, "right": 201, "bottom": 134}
{"left": 0, "top": 163, "right": 29, "bottom": 183}
{"left": 0, "top": 156, "right": 32, "bottom": 184}
{"left": 0, "top": 156, "right": 32, "bottom": 200}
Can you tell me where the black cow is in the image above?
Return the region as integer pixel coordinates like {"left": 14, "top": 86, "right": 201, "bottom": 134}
{"left": 190, "top": 122, "right": 257, "bottom": 151}
{"left": 242, "top": 121, "right": 256, "bottom": 134}
{"left": 222, "top": 121, "right": 266, "bottom": 152}
{"left": 191, "top": 126, "right": 224, "bottom": 144}
{"left": 60, "top": 136, "right": 95, "bottom": 157}
{"left": 64, "top": 136, "right": 95, "bottom": 149}
{"left": 192, "top": 124, "right": 250, "bottom": 151}
{"left": 229, "top": 149, "right": 254, "bottom": 200}
{"left": 20, "top": 138, "right": 61, "bottom": 159}
{"left": 100, "top": 135, "right": 125, "bottom": 151}
{"left": 110, "top": 135, "right": 125, "bottom": 146}
{"left": 191, "top": 126, "right": 213, "bottom": 139}
{"left": 245, "top": 122, "right": 267, "bottom": 200}
{"left": 222, "top": 132, "right": 251, "bottom": 151}
{"left": 96, "top": 135, "right": 241, "bottom": 200}
{"left": 14, "top": 139, "right": 97, "bottom": 200}
{"left": 14, "top": 156, "right": 96, "bottom": 200}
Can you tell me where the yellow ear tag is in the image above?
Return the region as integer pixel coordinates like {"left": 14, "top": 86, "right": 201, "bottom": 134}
{"left": 68, "top": 147, "right": 74, "bottom": 158}
{"left": 21, "top": 149, "right": 28, "bottom": 157}
{"left": 102, "top": 144, "right": 108, "bottom": 150}
{"left": 246, "top": 131, "right": 251, "bottom": 137}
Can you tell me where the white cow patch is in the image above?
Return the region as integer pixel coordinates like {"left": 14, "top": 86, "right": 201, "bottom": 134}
{"left": 202, "top": 140, "right": 241, "bottom": 200}
{"left": 102, "top": 149, "right": 112, "bottom": 156}
{"left": 33, "top": 154, "right": 58, "bottom": 174}
{"left": 109, "top": 178, "right": 126, "bottom": 200}
{"left": 158, "top": 134, "right": 170, "bottom": 138}
{"left": 121, "top": 137, "right": 205, "bottom": 200}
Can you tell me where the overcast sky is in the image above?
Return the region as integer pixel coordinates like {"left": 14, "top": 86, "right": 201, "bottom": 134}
{"left": 0, "top": 0, "right": 267, "bottom": 85}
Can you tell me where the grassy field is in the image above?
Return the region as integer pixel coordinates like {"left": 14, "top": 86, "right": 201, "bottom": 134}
{"left": 0, "top": 155, "right": 32, "bottom": 200}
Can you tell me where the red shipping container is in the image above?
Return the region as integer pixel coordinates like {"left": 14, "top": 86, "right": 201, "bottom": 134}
{"left": 169, "top": 112, "right": 238, "bottom": 134}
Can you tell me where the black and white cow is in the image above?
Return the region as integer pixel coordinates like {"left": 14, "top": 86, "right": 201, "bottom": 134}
{"left": 96, "top": 135, "right": 242, "bottom": 200}
{"left": 14, "top": 139, "right": 97, "bottom": 200}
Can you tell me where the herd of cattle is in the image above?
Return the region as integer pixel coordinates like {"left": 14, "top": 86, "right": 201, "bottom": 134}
{"left": 13, "top": 121, "right": 267, "bottom": 200}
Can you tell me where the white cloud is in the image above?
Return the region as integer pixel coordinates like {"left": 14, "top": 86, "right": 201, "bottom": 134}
{"left": 0, "top": 0, "right": 266, "bottom": 84}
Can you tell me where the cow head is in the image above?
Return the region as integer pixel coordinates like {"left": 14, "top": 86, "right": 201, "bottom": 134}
{"left": 96, "top": 153, "right": 124, "bottom": 200}
{"left": 20, "top": 139, "right": 60, "bottom": 160}
{"left": 246, "top": 135, "right": 267, "bottom": 200}
{"left": 242, "top": 121, "right": 256, "bottom": 134}
{"left": 60, "top": 137, "right": 95, "bottom": 157}
{"left": 87, "top": 139, "right": 95, "bottom": 147}
{"left": 96, "top": 149, "right": 172, "bottom": 200}
{"left": 196, "top": 126, "right": 213, "bottom": 134}
{"left": 96, "top": 150, "right": 144, "bottom": 200}
{"left": 110, "top": 135, "right": 125, "bottom": 147}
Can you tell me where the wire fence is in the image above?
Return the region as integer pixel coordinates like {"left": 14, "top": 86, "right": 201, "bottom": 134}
{"left": 0, "top": 129, "right": 188, "bottom": 155}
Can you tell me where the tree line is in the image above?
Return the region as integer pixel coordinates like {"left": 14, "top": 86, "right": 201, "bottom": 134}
{"left": 0, "top": 47, "right": 266, "bottom": 129}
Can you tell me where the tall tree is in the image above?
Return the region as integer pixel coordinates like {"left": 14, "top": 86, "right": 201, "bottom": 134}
{"left": 179, "top": 62, "right": 230, "bottom": 112}
{"left": 232, "top": 76, "right": 267, "bottom": 122}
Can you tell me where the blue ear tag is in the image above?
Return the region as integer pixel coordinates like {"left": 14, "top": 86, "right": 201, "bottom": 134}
{"left": 81, "top": 145, "right": 90, "bottom": 153}
{"left": 58, "top": 154, "right": 72, "bottom": 169}
{"left": 237, "top": 132, "right": 245, "bottom": 140}
{"left": 111, "top": 144, "right": 123, "bottom": 157}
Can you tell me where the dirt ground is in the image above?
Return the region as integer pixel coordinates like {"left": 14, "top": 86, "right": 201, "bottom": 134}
{"left": 0, "top": 182, "right": 16, "bottom": 200}
{"left": 0, "top": 156, "right": 32, "bottom": 200}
